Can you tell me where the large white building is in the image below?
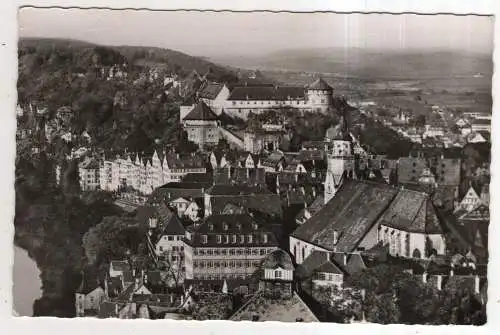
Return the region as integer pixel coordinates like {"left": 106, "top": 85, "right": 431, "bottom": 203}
{"left": 183, "top": 78, "right": 335, "bottom": 121}
{"left": 99, "top": 151, "right": 206, "bottom": 195}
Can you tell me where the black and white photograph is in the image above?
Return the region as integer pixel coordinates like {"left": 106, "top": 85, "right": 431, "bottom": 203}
{"left": 13, "top": 7, "right": 492, "bottom": 324}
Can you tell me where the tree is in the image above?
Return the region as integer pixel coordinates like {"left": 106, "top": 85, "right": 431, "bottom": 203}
{"left": 82, "top": 215, "right": 146, "bottom": 266}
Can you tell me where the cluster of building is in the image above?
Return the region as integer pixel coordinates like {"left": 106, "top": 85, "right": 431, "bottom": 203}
{"left": 369, "top": 104, "right": 491, "bottom": 149}
{"left": 74, "top": 99, "right": 489, "bottom": 320}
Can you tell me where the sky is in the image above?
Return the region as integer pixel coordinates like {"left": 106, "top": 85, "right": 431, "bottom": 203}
{"left": 18, "top": 8, "right": 494, "bottom": 57}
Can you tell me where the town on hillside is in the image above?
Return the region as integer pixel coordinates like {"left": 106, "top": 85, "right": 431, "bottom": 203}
{"left": 14, "top": 10, "right": 491, "bottom": 325}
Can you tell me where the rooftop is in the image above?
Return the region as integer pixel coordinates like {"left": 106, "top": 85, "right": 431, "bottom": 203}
{"left": 229, "top": 292, "right": 319, "bottom": 322}
{"left": 292, "top": 180, "right": 398, "bottom": 252}
{"left": 183, "top": 101, "right": 219, "bottom": 121}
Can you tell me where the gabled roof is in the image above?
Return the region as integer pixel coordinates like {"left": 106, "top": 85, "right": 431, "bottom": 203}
{"left": 160, "top": 212, "right": 186, "bottom": 236}
{"left": 183, "top": 101, "right": 218, "bottom": 121}
{"left": 229, "top": 292, "right": 319, "bottom": 322}
{"left": 306, "top": 78, "right": 333, "bottom": 91}
{"left": 292, "top": 180, "right": 398, "bottom": 252}
{"left": 377, "top": 189, "right": 444, "bottom": 234}
{"left": 198, "top": 82, "right": 224, "bottom": 99}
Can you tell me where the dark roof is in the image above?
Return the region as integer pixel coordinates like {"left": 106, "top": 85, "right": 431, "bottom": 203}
{"left": 227, "top": 85, "right": 305, "bottom": 101}
{"left": 297, "top": 150, "right": 325, "bottom": 162}
{"left": 209, "top": 193, "right": 283, "bottom": 218}
{"left": 183, "top": 101, "right": 219, "bottom": 121}
{"left": 292, "top": 180, "right": 398, "bottom": 252}
{"left": 198, "top": 82, "right": 224, "bottom": 99}
{"left": 160, "top": 212, "right": 186, "bottom": 236}
{"left": 76, "top": 271, "right": 103, "bottom": 295}
{"left": 164, "top": 154, "right": 205, "bottom": 169}
{"left": 377, "top": 189, "right": 444, "bottom": 234}
{"left": 296, "top": 251, "right": 344, "bottom": 280}
{"left": 306, "top": 78, "right": 332, "bottom": 91}
{"left": 181, "top": 172, "right": 213, "bottom": 185}
{"left": 472, "top": 119, "right": 491, "bottom": 125}
{"left": 190, "top": 213, "right": 278, "bottom": 247}
{"left": 261, "top": 249, "right": 294, "bottom": 270}
{"left": 206, "top": 184, "right": 271, "bottom": 196}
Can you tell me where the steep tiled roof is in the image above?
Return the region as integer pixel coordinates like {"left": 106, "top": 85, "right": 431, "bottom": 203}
{"left": 227, "top": 85, "right": 305, "bottom": 101}
{"left": 164, "top": 154, "right": 205, "bottom": 169}
{"left": 306, "top": 78, "right": 332, "bottom": 91}
{"left": 292, "top": 180, "right": 398, "bottom": 252}
{"left": 198, "top": 82, "right": 224, "bottom": 99}
{"left": 160, "top": 213, "right": 186, "bottom": 236}
{"left": 206, "top": 184, "right": 271, "bottom": 196}
{"left": 230, "top": 292, "right": 319, "bottom": 322}
{"left": 210, "top": 193, "right": 283, "bottom": 218}
{"left": 377, "top": 189, "right": 443, "bottom": 234}
{"left": 190, "top": 213, "right": 278, "bottom": 247}
{"left": 183, "top": 101, "right": 219, "bottom": 121}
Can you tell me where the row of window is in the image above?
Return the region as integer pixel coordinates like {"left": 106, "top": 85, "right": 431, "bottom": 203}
{"left": 162, "top": 235, "right": 184, "bottom": 241}
{"left": 201, "top": 234, "right": 268, "bottom": 244}
{"left": 193, "top": 273, "right": 247, "bottom": 280}
{"left": 193, "top": 260, "right": 260, "bottom": 268}
{"left": 194, "top": 247, "right": 273, "bottom": 256}
{"left": 231, "top": 100, "right": 307, "bottom": 106}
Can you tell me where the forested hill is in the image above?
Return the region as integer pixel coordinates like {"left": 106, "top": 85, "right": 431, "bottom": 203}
{"left": 17, "top": 38, "right": 238, "bottom": 154}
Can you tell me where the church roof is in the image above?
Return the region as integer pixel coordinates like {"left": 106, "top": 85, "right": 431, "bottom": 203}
{"left": 377, "top": 189, "right": 444, "bottom": 234}
{"left": 292, "top": 180, "right": 398, "bottom": 252}
{"left": 183, "top": 101, "right": 218, "bottom": 121}
{"left": 307, "top": 78, "right": 333, "bottom": 91}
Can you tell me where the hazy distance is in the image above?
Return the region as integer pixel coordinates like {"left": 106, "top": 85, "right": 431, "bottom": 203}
{"left": 19, "top": 8, "right": 494, "bottom": 60}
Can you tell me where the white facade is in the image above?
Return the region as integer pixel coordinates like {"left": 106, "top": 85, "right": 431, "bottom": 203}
{"left": 289, "top": 235, "right": 329, "bottom": 265}
{"left": 200, "top": 84, "right": 231, "bottom": 115}
{"left": 99, "top": 152, "right": 206, "bottom": 195}
{"left": 264, "top": 266, "right": 293, "bottom": 281}
{"left": 75, "top": 287, "right": 106, "bottom": 317}
{"left": 378, "top": 224, "right": 446, "bottom": 259}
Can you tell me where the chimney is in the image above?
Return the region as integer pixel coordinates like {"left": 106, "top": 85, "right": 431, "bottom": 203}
{"left": 475, "top": 275, "right": 480, "bottom": 295}
{"left": 436, "top": 275, "right": 443, "bottom": 291}
{"left": 422, "top": 272, "right": 428, "bottom": 284}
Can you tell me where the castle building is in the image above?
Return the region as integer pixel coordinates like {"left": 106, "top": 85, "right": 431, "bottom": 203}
{"left": 189, "top": 78, "right": 334, "bottom": 120}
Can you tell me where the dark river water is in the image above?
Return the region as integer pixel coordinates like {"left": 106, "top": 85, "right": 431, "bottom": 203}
{"left": 13, "top": 246, "right": 42, "bottom": 316}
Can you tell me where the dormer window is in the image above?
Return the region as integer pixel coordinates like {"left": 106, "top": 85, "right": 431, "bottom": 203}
{"left": 232, "top": 235, "right": 237, "bottom": 244}
{"left": 236, "top": 223, "right": 242, "bottom": 230}
{"left": 240, "top": 235, "right": 245, "bottom": 244}
{"left": 247, "top": 235, "right": 253, "bottom": 244}
{"left": 224, "top": 235, "right": 229, "bottom": 244}
{"left": 252, "top": 223, "right": 258, "bottom": 230}
{"left": 223, "top": 223, "right": 229, "bottom": 231}
{"left": 208, "top": 224, "right": 214, "bottom": 231}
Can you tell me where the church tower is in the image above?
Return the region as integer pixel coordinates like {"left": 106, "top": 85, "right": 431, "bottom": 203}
{"left": 324, "top": 98, "right": 354, "bottom": 204}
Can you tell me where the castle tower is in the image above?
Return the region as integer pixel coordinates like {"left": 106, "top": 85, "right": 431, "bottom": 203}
{"left": 324, "top": 103, "right": 354, "bottom": 204}
{"left": 306, "top": 77, "right": 333, "bottom": 113}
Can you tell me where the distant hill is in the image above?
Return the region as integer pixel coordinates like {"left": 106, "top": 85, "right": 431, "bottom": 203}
{"left": 211, "top": 47, "right": 493, "bottom": 80}
{"left": 19, "top": 37, "right": 238, "bottom": 80}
